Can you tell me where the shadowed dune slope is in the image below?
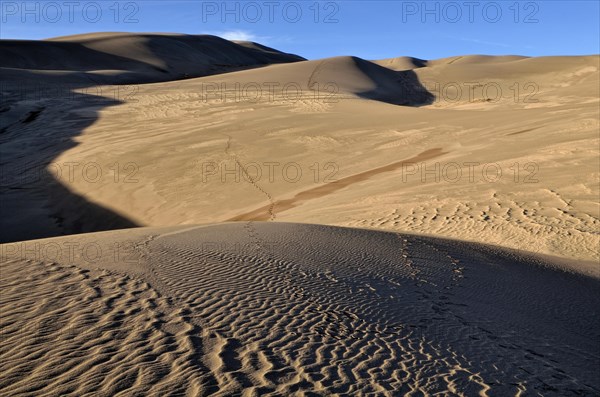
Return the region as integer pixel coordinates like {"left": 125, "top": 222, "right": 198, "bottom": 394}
{"left": 0, "top": 32, "right": 305, "bottom": 83}
{"left": 1, "top": 223, "right": 599, "bottom": 396}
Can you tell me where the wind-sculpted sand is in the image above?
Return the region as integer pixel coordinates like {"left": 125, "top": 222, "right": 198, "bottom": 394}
{"left": 1, "top": 34, "right": 599, "bottom": 395}
{"left": 1, "top": 223, "right": 599, "bottom": 396}
{"left": 1, "top": 35, "right": 597, "bottom": 260}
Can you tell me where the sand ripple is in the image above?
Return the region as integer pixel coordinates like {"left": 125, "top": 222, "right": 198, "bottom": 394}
{"left": 1, "top": 223, "right": 599, "bottom": 396}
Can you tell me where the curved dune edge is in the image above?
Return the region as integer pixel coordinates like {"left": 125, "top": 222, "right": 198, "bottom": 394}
{"left": 1, "top": 222, "right": 599, "bottom": 396}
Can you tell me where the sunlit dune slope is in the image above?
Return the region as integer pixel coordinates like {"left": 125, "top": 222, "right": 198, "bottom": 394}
{"left": 0, "top": 34, "right": 598, "bottom": 261}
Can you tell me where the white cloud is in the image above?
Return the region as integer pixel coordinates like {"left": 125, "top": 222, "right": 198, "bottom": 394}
{"left": 219, "top": 30, "right": 259, "bottom": 42}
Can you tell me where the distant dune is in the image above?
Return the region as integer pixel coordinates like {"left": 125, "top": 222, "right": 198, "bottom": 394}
{"left": 1, "top": 222, "right": 599, "bottom": 396}
{"left": 0, "top": 32, "right": 305, "bottom": 84}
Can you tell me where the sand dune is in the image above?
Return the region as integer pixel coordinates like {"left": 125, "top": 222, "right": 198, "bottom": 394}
{"left": 0, "top": 32, "right": 304, "bottom": 84}
{"left": 167, "top": 54, "right": 434, "bottom": 105}
{"left": 1, "top": 222, "right": 598, "bottom": 396}
{"left": 2, "top": 38, "right": 596, "bottom": 259}
{"left": 1, "top": 33, "right": 599, "bottom": 396}
{"left": 372, "top": 55, "right": 531, "bottom": 71}
{"left": 372, "top": 56, "right": 428, "bottom": 71}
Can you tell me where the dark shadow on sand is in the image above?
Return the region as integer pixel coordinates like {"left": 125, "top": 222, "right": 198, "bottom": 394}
{"left": 0, "top": 36, "right": 308, "bottom": 243}
{"left": 353, "top": 57, "right": 435, "bottom": 106}
{"left": 0, "top": 70, "right": 139, "bottom": 243}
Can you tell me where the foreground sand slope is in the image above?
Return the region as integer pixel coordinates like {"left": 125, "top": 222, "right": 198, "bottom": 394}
{"left": 1, "top": 223, "right": 599, "bottom": 396}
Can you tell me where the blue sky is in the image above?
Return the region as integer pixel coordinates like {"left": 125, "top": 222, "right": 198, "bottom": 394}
{"left": 1, "top": 1, "right": 598, "bottom": 60}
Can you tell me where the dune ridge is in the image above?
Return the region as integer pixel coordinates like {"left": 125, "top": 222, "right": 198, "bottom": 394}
{"left": 0, "top": 32, "right": 305, "bottom": 84}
